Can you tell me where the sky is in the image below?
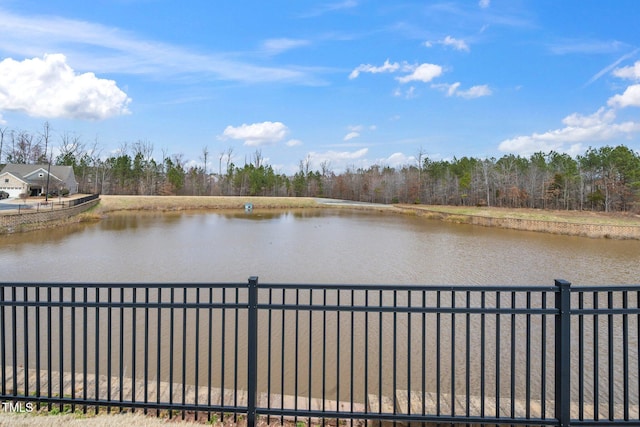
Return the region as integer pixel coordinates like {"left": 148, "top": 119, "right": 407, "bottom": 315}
{"left": 1, "top": 0, "right": 640, "bottom": 174}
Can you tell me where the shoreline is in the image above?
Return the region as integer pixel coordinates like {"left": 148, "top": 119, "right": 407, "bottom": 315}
{"left": 394, "top": 204, "right": 640, "bottom": 239}
{"left": 3, "top": 195, "right": 640, "bottom": 239}
{"left": 93, "top": 195, "right": 322, "bottom": 213}
{"left": 95, "top": 196, "right": 640, "bottom": 240}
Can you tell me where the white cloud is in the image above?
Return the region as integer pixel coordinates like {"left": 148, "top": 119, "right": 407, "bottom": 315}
{"left": 0, "top": 54, "right": 130, "bottom": 120}
{"left": 442, "top": 36, "right": 470, "bottom": 52}
{"left": 380, "top": 152, "right": 415, "bottom": 168}
{"left": 397, "top": 63, "right": 443, "bottom": 84}
{"left": 344, "top": 124, "right": 376, "bottom": 140}
{"left": 584, "top": 50, "right": 639, "bottom": 86}
{"left": 308, "top": 148, "right": 369, "bottom": 168}
{"left": 432, "top": 82, "right": 461, "bottom": 96}
{"left": 350, "top": 60, "right": 444, "bottom": 89}
{"left": 221, "top": 121, "right": 290, "bottom": 146}
{"left": 286, "top": 139, "right": 303, "bottom": 147}
{"left": 344, "top": 131, "right": 360, "bottom": 141}
{"left": 0, "top": 8, "right": 319, "bottom": 85}
{"left": 349, "top": 59, "right": 402, "bottom": 79}
{"left": 300, "top": 0, "right": 358, "bottom": 18}
{"left": 302, "top": 148, "right": 420, "bottom": 173}
{"left": 562, "top": 108, "right": 616, "bottom": 127}
{"left": 612, "top": 60, "right": 640, "bottom": 80}
{"left": 500, "top": 60, "right": 640, "bottom": 156}
{"left": 550, "top": 40, "right": 626, "bottom": 56}
{"left": 432, "top": 82, "right": 491, "bottom": 98}
{"left": 606, "top": 61, "right": 640, "bottom": 108}
{"left": 498, "top": 108, "right": 640, "bottom": 155}
{"left": 457, "top": 84, "right": 492, "bottom": 98}
{"left": 479, "top": 0, "right": 490, "bottom": 8}
{"left": 262, "top": 38, "right": 310, "bottom": 55}
{"left": 608, "top": 84, "right": 640, "bottom": 108}
{"left": 448, "top": 82, "right": 462, "bottom": 96}
{"left": 425, "top": 36, "right": 470, "bottom": 52}
{"left": 393, "top": 86, "right": 417, "bottom": 98}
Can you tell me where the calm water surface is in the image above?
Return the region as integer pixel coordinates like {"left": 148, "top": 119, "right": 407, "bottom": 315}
{"left": 1, "top": 209, "right": 639, "bottom": 412}
{"left": 2, "top": 208, "right": 639, "bottom": 284}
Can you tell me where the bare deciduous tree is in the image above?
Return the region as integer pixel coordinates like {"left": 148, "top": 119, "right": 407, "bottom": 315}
{"left": 253, "top": 149, "right": 263, "bottom": 168}
{"left": 41, "top": 121, "right": 51, "bottom": 161}
{"left": 201, "top": 146, "right": 209, "bottom": 194}
{"left": 57, "top": 132, "right": 84, "bottom": 166}
{"left": 0, "top": 127, "right": 6, "bottom": 164}
{"left": 7, "top": 130, "right": 38, "bottom": 164}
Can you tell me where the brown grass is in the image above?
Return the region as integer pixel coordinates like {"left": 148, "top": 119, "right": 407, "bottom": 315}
{"left": 92, "top": 196, "right": 320, "bottom": 214}
{"left": 92, "top": 196, "right": 640, "bottom": 227}
{"left": 0, "top": 412, "right": 199, "bottom": 427}
{"left": 7, "top": 194, "right": 639, "bottom": 238}
{"left": 0, "top": 410, "right": 333, "bottom": 427}
{"left": 397, "top": 204, "right": 640, "bottom": 226}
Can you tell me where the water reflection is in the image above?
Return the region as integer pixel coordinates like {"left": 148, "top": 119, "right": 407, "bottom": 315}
{"left": 1, "top": 209, "right": 639, "bottom": 285}
{"left": 2, "top": 210, "right": 640, "bottom": 415}
{"left": 220, "top": 209, "right": 315, "bottom": 221}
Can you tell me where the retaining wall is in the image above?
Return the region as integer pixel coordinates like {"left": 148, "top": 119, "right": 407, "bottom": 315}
{"left": 0, "top": 199, "right": 99, "bottom": 233}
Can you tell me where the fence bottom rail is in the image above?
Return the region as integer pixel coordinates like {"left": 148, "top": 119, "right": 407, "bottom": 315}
{"left": 3, "top": 278, "right": 640, "bottom": 427}
{"left": 5, "top": 366, "right": 638, "bottom": 426}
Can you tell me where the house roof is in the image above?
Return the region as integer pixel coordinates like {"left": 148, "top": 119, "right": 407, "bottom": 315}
{"left": 0, "top": 171, "right": 28, "bottom": 185}
{"left": 0, "top": 164, "right": 75, "bottom": 185}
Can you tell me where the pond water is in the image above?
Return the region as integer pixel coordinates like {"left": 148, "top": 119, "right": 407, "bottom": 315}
{"left": 2, "top": 208, "right": 639, "bottom": 285}
{"left": 1, "top": 209, "right": 639, "bottom": 413}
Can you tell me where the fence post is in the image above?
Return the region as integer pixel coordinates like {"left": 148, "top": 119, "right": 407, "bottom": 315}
{"left": 554, "top": 279, "right": 571, "bottom": 427}
{"left": 247, "top": 276, "right": 259, "bottom": 427}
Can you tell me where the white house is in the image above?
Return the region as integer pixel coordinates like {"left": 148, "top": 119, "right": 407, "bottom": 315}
{"left": 0, "top": 164, "right": 78, "bottom": 198}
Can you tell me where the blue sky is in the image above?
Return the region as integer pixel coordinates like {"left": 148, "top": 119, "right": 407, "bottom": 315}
{"left": 1, "top": 0, "right": 640, "bottom": 174}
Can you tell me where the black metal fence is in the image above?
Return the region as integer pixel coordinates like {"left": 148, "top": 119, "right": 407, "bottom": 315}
{"left": 1, "top": 278, "right": 639, "bottom": 426}
{"left": 66, "top": 194, "right": 100, "bottom": 207}
{"left": 14, "top": 193, "right": 100, "bottom": 213}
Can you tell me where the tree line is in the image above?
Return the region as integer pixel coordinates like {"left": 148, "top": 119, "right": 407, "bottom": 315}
{"left": 1, "top": 123, "right": 639, "bottom": 212}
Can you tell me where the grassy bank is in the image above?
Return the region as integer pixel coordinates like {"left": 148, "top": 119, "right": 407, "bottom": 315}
{"left": 5, "top": 195, "right": 639, "bottom": 238}
{"left": 92, "top": 195, "right": 321, "bottom": 214}
{"left": 395, "top": 204, "right": 640, "bottom": 239}
{"left": 396, "top": 204, "right": 640, "bottom": 226}
{"left": 91, "top": 196, "right": 640, "bottom": 226}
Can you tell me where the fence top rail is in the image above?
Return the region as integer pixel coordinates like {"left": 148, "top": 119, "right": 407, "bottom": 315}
{"left": 0, "top": 282, "right": 560, "bottom": 293}
{"left": 571, "top": 284, "right": 640, "bottom": 292}
{"left": 1, "top": 280, "right": 639, "bottom": 293}
{"left": 257, "top": 283, "right": 562, "bottom": 292}
{"left": 0, "top": 282, "right": 248, "bottom": 289}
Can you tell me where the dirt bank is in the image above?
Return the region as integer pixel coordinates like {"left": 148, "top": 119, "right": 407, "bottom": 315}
{"left": 395, "top": 204, "right": 640, "bottom": 239}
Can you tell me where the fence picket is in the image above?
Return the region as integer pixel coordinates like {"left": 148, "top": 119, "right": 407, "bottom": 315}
{"left": 1, "top": 279, "right": 639, "bottom": 426}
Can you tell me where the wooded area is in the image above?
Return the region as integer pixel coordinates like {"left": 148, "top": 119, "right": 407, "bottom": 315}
{"left": 1, "top": 123, "right": 639, "bottom": 213}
